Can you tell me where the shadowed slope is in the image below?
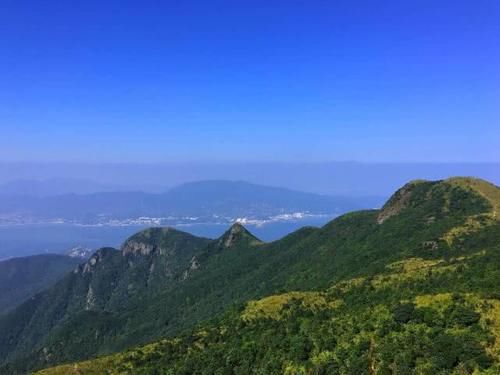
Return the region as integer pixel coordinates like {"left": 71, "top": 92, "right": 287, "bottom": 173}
{"left": 0, "top": 255, "right": 81, "bottom": 315}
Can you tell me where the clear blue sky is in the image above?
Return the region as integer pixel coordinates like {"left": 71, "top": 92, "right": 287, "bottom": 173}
{"left": 1, "top": 0, "right": 499, "bottom": 162}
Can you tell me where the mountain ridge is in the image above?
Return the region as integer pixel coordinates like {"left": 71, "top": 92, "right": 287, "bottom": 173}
{"left": 1, "top": 177, "right": 499, "bottom": 374}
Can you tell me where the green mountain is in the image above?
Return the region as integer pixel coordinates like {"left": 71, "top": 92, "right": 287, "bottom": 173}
{"left": 1, "top": 177, "right": 500, "bottom": 374}
{"left": 0, "top": 254, "right": 81, "bottom": 315}
{"left": 0, "top": 227, "right": 212, "bottom": 372}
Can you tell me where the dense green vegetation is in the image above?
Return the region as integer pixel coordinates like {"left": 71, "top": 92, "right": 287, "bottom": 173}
{"left": 1, "top": 177, "right": 500, "bottom": 374}
{"left": 0, "top": 228, "right": 212, "bottom": 372}
{"left": 40, "top": 251, "right": 500, "bottom": 374}
{"left": 0, "top": 254, "right": 80, "bottom": 315}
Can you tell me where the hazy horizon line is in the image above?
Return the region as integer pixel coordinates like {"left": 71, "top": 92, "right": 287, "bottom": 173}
{"left": 1, "top": 160, "right": 499, "bottom": 165}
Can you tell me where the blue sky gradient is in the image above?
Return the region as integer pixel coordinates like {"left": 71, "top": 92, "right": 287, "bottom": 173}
{"left": 1, "top": 0, "right": 499, "bottom": 162}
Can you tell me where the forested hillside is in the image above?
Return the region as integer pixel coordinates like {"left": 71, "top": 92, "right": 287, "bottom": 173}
{"left": 0, "top": 254, "right": 80, "bottom": 315}
{"left": 1, "top": 177, "right": 499, "bottom": 374}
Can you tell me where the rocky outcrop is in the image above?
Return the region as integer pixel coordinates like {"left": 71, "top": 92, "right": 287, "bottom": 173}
{"left": 121, "top": 240, "right": 156, "bottom": 256}
{"left": 377, "top": 181, "right": 424, "bottom": 224}
{"left": 80, "top": 248, "right": 116, "bottom": 274}
{"left": 223, "top": 223, "right": 245, "bottom": 247}
{"left": 218, "top": 222, "right": 262, "bottom": 248}
{"left": 182, "top": 256, "right": 201, "bottom": 280}
{"left": 85, "top": 286, "right": 96, "bottom": 310}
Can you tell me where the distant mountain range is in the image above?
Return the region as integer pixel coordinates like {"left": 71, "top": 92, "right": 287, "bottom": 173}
{"left": 1, "top": 161, "right": 498, "bottom": 196}
{"left": 0, "top": 180, "right": 384, "bottom": 225}
{"left": 0, "top": 177, "right": 499, "bottom": 374}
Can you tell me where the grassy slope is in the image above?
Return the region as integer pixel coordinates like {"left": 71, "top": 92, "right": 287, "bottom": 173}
{"left": 36, "top": 178, "right": 500, "bottom": 374}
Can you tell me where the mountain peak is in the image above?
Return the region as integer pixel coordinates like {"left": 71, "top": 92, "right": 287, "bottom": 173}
{"left": 377, "top": 177, "right": 499, "bottom": 224}
{"left": 121, "top": 227, "right": 211, "bottom": 256}
{"left": 218, "top": 222, "right": 262, "bottom": 248}
{"left": 445, "top": 177, "right": 500, "bottom": 214}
